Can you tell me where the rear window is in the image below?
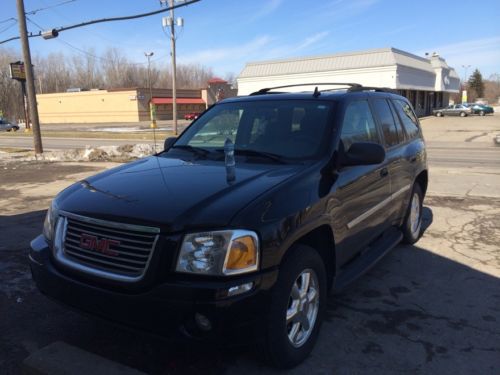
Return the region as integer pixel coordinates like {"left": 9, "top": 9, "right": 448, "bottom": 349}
{"left": 372, "top": 98, "right": 399, "bottom": 147}
{"left": 392, "top": 100, "right": 420, "bottom": 139}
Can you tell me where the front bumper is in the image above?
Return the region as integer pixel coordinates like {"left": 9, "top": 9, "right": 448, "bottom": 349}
{"left": 29, "top": 235, "right": 278, "bottom": 340}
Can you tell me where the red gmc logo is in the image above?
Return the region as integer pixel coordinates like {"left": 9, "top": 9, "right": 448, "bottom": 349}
{"left": 79, "top": 233, "right": 120, "bottom": 256}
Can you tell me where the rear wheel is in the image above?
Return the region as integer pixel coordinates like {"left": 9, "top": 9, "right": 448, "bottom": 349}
{"left": 261, "top": 245, "right": 326, "bottom": 369}
{"left": 479, "top": 110, "right": 485, "bottom": 116}
{"left": 460, "top": 111, "right": 467, "bottom": 117}
{"left": 401, "top": 184, "right": 423, "bottom": 244}
{"left": 436, "top": 112, "right": 443, "bottom": 117}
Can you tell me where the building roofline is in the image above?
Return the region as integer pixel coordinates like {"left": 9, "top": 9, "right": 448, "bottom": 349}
{"left": 242, "top": 47, "right": 430, "bottom": 68}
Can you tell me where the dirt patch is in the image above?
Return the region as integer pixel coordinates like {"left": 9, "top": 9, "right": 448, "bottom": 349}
{"left": 0, "top": 161, "right": 102, "bottom": 185}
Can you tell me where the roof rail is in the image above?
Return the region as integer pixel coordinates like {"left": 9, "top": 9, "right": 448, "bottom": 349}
{"left": 347, "top": 86, "right": 396, "bottom": 93}
{"left": 249, "top": 83, "right": 362, "bottom": 96}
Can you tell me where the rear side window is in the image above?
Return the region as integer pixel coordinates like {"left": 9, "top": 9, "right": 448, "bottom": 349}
{"left": 340, "top": 100, "right": 379, "bottom": 150}
{"left": 372, "top": 98, "right": 399, "bottom": 147}
{"left": 392, "top": 100, "right": 420, "bottom": 139}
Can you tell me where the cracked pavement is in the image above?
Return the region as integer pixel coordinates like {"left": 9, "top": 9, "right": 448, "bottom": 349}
{"left": 1, "top": 114, "right": 499, "bottom": 374}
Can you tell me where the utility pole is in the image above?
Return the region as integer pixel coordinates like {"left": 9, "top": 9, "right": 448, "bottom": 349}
{"left": 16, "top": 0, "right": 43, "bottom": 154}
{"left": 169, "top": 0, "right": 178, "bottom": 135}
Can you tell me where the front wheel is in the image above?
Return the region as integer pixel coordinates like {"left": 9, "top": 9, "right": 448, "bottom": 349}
{"left": 479, "top": 110, "right": 485, "bottom": 116}
{"left": 460, "top": 111, "right": 467, "bottom": 117}
{"left": 436, "top": 112, "right": 443, "bottom": 117}
{"left": 261, "top": 245, "right": 326, "bottom": 369}
{"left": 401, "top": 184, "right": 424, "bottom": 244}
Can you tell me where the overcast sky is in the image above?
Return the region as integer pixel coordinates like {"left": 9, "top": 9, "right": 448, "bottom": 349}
{"left": 2, "top": 0, "right": 500, "bottom": 79}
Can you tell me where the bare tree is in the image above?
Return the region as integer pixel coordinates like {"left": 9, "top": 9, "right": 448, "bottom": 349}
{"left": 70, "top": 48, "right": 102, "bottom": 89}
{"left": 0, "top": 48, "right": 24, "bottom": 120}
{"left": 0, "top": 45, "right": 218, "bottom": 120}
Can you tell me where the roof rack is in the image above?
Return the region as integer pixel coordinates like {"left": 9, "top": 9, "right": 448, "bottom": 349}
{"left": 249, "top": 83, "right": 362, "bottom": 96}
{"left": 347, "top": 86, "right": 396, "bottom": 93}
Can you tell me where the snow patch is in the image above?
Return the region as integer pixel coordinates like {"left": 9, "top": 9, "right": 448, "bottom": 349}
{"left": 0, "top": 144, "right": 157, "bottom": 162}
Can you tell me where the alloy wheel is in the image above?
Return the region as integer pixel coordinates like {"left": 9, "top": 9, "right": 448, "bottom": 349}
{"left": 286, "top": 268, "right": 320, "bottom": 348}
{"left": 409, "top": 192, "right": 421, "bottom": 238}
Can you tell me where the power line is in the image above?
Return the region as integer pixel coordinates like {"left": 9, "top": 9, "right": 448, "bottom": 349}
{"left": 0, "top": 1, "right": 75, "bottom": 32}
{"left": 26, "top": 17, "right": 168, "bottom": 67}
{"left": 58, "top": 38, "right": 169, "bottom": 66}
{"left": 25, "top": 0, "right": 77, "bottom": 16}
{"left": 0, "top": 19, "right": 17, "bottom": 34}
{"left": 0, "top": 17, "right": 17, "bottom": 24}
{"left": 38, "top": 0, "right": 155, "bottom": 51}
{"left": 0, "top": 0, "right": 200, "bottom": 45}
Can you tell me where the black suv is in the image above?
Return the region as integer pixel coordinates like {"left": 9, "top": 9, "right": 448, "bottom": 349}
{"left": 30, "top": 84, "right": 427, "bottom": 368}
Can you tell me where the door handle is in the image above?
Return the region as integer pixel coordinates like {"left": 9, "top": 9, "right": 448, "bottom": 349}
{"left": 380, "top": 167, "right": 388, "bottom": 177}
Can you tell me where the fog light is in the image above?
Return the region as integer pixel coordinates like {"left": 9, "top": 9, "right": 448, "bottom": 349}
{"left": 194, "top": 313, "right": 212, "bottom": 331}
{"left": 227, "top": 282, "right": 253, "bottom": 297}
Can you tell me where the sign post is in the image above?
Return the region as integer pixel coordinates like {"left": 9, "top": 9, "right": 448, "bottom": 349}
{"left": 9, "top": 61, "right": 31, "bottom": 131}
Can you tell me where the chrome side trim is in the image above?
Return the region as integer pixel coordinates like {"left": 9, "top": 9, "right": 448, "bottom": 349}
{"left": 391, "top": 184, "right": 411, "bottom": 200}
{"left": 346, "top": 184, "right": 412, "bottom": 229}
{"left": 52, "top": 215, "right": 159, "bottom": 283}
{"left": 60, "top": 210, "right": 160, "bottom": 234}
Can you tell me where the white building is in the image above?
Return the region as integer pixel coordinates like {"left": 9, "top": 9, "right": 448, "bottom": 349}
{"left": 237, "top": 48, "right": 460, "bottom": 116}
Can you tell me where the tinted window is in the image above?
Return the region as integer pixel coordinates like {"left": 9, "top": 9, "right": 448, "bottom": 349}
{"left": 340, "top": 100, "right": 379, "bottom": 150}
{"left": 392, "top": 100, "right": 419, "bottom": 139}
{"left": 175, "top": 100, "right": 333, "bottom": 159}
{"left": 372, "top": 98, "right": 399, "bottom": 147}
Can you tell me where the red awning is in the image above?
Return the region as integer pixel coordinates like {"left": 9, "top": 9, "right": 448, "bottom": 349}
{"left": 151, "top": 97, "right": 205, "bottom": 105}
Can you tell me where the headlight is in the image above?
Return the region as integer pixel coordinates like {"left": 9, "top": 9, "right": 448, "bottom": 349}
{"left": 176, "top": 230, "right": 259, "bottom": 276}
{"left": 43, "top": 200, "right": 59, "bottom": 241}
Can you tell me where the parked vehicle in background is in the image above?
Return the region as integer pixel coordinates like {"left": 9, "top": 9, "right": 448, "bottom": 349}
{"left": 30, "top": 84, "right": 428, "bottom": 369}
{"left": 433, "top": 104, "right": 472, "bottom": 117}
{"left": 464, "top": 103, "right": 494, "bottom": 116}
{"left": 0, "top": 118, "right": 20, "bottom": 132}
{"left": 184, "top": 112, "right": 200, "bottom": 120}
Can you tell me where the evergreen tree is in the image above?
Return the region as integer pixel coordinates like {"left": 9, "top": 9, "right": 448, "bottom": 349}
{"left": 468, "top": 69, "right": 484, "bottom": 98}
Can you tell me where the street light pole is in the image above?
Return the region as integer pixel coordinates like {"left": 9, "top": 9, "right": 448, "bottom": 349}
{"left": 461, "top": 64, "right": 471, "bottom": 86}
{"left": 145, "top": 52, "right": 157, "bottom": 152}
{"left": 461, "top": 64, "right": 471, "bottom": 104}
{"left": 169, "top": 0, "right": 178, "bottom": 135}
{"left": 16, "top": 0, "right": 43, "bottom": 154}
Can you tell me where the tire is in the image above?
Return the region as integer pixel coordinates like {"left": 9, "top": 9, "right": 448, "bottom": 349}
{"left": 436, "top": 112, "right": 443, "bottom": 117}
{"left": 479, "top": 110, "right": 485, "bottom": 116}
{"left": 460, "top": 111, "right": 467, "bottom": 117}
{"left": 261, "top": 244, "right": 327, "bottom": 369}
{"left": 401, "top": 184, "right": 424, "bottom": 244}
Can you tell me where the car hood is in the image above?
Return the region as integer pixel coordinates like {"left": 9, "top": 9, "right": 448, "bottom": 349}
{"left": 56, "top": 156, "right": 302, "bottom": 232}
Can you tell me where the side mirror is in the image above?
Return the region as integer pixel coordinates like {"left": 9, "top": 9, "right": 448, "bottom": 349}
{"left": 342, "top": 142, "right": 385, "bottom": 166}
{"left": 164, "top": 137, "right": 176, "bottom": 151}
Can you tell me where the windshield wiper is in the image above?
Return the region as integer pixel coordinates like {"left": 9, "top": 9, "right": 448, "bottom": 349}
{"left": 234, "top": 149, "right": 287, "bottom": 163}
{"left": 171, "top": 145, "right": 211, "bottom": 156}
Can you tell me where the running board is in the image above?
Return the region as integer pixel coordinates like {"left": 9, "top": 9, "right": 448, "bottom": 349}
{"left": 333, "top": 227, "right": 403, "bottom": 292}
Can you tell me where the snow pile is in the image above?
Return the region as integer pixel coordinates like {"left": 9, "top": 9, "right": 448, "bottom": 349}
{"left": 0, "top": 144, "right": 157, "bottom": 162}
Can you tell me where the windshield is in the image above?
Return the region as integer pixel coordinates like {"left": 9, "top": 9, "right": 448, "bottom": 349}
{"left": 173, "top": 100, "right": 334, "bottom": 160}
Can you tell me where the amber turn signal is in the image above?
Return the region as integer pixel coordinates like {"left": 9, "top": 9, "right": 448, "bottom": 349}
{"left": 225, "top": 235, "right": 258, "bottom": 271}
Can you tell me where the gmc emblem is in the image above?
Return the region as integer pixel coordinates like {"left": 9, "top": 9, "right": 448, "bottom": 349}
{"left": 79, "top": 233, "right": 120, "bottom": 256}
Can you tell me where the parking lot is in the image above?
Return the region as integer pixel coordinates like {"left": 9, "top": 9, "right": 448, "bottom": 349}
{"left": 1, "top": 113, "right": 499, "bottom": 374}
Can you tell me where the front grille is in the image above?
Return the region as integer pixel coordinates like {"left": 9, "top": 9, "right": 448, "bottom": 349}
{"left": 58, "top": 212, "right": 159, "bottom": 280}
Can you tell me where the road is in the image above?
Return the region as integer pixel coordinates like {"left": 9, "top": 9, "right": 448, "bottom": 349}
{"left": 426, "top": 141, "right": 500, "bottom": 169}
{"left": 1, "top": 137, "right": 500, "bottom": 170}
